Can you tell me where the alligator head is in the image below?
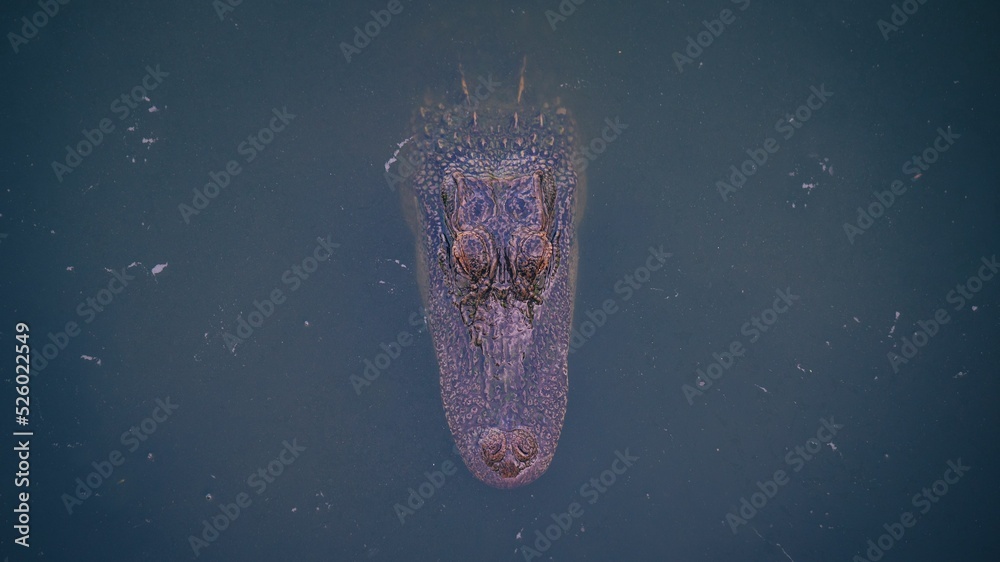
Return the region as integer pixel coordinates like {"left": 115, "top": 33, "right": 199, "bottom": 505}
{"left": 398, "top": 66, "right": 582, "bottom": 488}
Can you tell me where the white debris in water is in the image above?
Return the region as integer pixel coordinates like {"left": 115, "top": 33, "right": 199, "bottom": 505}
{"left": 81, "top": 355, "right": 102, "bottom": 366}
{"left": 384, "top": 136, "right": 415, "bottom": 172}
{"left": 888, "top": 311, "right": 900, "bottom": 336}
{"left": 105, "top": 262, "right": 143, "bottom": 274}
{"left": 818, "top": 157, "right": 833, "bottom": 175}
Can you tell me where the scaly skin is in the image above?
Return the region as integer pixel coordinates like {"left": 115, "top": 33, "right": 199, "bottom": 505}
{"left": 399, "top": 82, "right": 582, "bottom": 488}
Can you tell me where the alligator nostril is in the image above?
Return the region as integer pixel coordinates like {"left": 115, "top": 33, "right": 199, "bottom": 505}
{"left": 511, "top": 429, "right": 538, "bottom": 463}
{"left": 480, "top": 428, "right": 506, "bottom": 464}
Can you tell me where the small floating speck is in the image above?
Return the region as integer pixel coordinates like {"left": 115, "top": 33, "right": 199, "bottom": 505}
{"left": 80, "top": 355, "right": 102, "bottom": 366}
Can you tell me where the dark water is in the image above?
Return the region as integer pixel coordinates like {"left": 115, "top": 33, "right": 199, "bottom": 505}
{"left": 2, "top": 1, "right": 998, "bottom": 560}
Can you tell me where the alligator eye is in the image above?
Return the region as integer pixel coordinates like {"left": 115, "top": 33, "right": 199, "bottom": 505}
{"left": 454, "top": 232, "right": 494, "bottom": 279}
{"left": 514, "top": 234, "right": 551, "bottom": 284}
{"left": 480, "top": 428, "right": 506, "bottom": 464}
{"left": 510, "top": 429, "right": 538, "bottom": 463}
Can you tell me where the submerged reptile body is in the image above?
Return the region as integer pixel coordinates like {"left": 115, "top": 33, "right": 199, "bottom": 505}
{"left": 400, "top": 79, "right": 582, "bottom": 488}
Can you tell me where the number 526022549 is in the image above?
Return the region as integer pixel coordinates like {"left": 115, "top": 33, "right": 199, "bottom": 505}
{"left": 15, "top": 322, "right": 30, "bottom": 424}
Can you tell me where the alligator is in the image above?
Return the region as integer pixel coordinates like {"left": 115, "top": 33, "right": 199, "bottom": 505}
{"left": 395, "top": 62, "right": 584, "bottom": 488}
